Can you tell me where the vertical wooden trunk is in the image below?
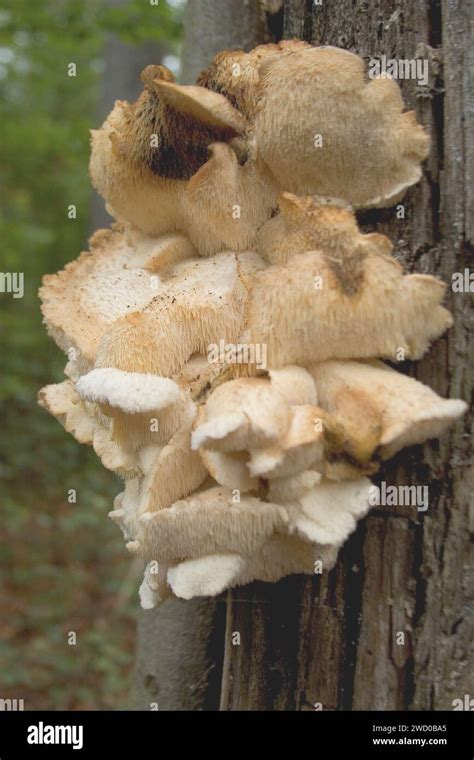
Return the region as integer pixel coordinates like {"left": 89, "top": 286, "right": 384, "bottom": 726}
{"left": 220, "top": 0, "right": 473, "bottom": 712}
{"left": 134, "top": 0, "right": 473, "bottom": 710}
{"left": 180, "top": 0, "right": 274, "bottom": 84}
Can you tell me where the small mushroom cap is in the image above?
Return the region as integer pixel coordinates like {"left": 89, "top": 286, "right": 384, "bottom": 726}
{"left": 228, "top": 535, "right": 339, "bottom": 587}
{"left": 38, "top": 378, "right": 140, "bottom": 475}
{"left": 167, "top": 554, "right": 246, "bottom": 600}
{"left": 191, "top": 367, "right": 317, "bottom": 454}
{"left": 191, "top": 370, "right": 324, "bottom": 487}
{"left": 92, "top": 429, "right": 138, "bottom": 475}
{"left": 286, "top": 478, "right": 371, "bottom": 546}
{"left": 310, "top": 359, "right": 467, "bottom": 461}
{"left": 191, "top": 377, "right": 291, "bottom": 452}
{"left": 249, "top": 405, "right": 325, "bottom": 479}
{"left": 75, "top": 368, "right": 181, "bottom": 414}
{"left": 38, "top": 380, "right": 98, "bottom": 445}
{"left": 95, "top": 379, "right": 195, "bottom": 457}
{"left": 38, "top": 379, "right": 76, "bottom": 419}
{"left": 140, "top": 63, "right": 176, "bottom": 85}
{"left": 150, "top": 79, "right": 245, "bottom": 134}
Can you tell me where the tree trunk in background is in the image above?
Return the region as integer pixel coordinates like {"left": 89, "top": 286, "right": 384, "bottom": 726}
{"left": 180, "top": 0, "right": 281, "bottom": 84}
{"left": 134, "top": 0, "right": 473, "bottom": 710}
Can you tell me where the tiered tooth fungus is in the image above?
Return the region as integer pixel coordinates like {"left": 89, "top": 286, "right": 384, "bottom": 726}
{"left": 39, "top": 42, "right": 466, "bottom": 606}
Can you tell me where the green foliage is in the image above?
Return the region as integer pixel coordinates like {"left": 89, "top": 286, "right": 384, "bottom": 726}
{"left": 100, "top": 0, "right": 183, "bottom": 44}
{"left": 0, "top": 0, "right": 183, "bottom": 709}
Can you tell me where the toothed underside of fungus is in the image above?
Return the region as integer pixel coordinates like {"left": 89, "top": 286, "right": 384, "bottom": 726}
{"left": 39, "top": 42, "right": 466, "bottom": 605}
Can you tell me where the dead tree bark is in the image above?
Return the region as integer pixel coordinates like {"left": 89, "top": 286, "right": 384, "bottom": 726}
{"left": 134, "top": 0, "right": 473, "bottom": 710}
{"left": 220, "top": 0, "right": 473, "bottom": 712}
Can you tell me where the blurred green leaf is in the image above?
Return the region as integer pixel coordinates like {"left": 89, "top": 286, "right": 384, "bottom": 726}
{"left": 0, "top": 0, "right": 183, "bottom": 710}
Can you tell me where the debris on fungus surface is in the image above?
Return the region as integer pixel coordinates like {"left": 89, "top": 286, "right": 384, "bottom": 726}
{"left": 39, "top": 43, "right": 466, "bottom": 606}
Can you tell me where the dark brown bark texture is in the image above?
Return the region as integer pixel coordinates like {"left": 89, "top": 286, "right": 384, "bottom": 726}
{"left": 134, "top": 0, "right": 473, "bottom": 711}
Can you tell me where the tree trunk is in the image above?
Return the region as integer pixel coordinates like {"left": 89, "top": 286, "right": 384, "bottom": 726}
{"left": 180, "top": 0, "right": 278, "bottom": 84}
{"left": 134, "top": 0, "right": 473, "bottom": 710}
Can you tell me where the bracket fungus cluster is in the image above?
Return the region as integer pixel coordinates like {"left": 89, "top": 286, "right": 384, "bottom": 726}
{"left": 39, "top": 42, "right": 466, "bottom": 606}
